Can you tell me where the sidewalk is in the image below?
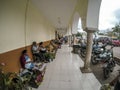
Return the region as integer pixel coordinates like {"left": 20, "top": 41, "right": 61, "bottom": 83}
{"left": 33, "top": 45, "right": 101, "bottom": 90}
{"left": 113, "top": 47, "right": 120, "bottom": 59}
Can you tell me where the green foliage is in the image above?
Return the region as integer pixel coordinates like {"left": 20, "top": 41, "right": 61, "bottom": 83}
{"left": 98, "top": 33, "right": 104, "bottom": 35}
{"left": 118, "top": 36, "right": 120, "bottom": 39}
{"left": 45, "top": 52, "right": 55, "bottom": 60}
{"left": 112, "top": 23, "right": 120, "bottom": 39}
{"left": 0, "top": 72, "right": 24, "bottom": 90}
{"left": 0, "top": 73, "right": 5, "bottom": 90}
{"left": 100, "top": 84, "right": 111, "bottom": 90}
{"left": 76, "top": 32, "right": 83, "bottom": 37}
{"left": 0, "top": 62, "right": 46, "bottom": 90}
{"left": 112, "top": 23, "right": 120, "bottom": 32}
{"left": 107, "top": 31, "right": 113, "bottom": 37}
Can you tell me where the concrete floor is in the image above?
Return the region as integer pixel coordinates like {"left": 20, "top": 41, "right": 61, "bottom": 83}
{"left": 32, "top": 45, "right": 101, "bottom": 90}
{"left": 113, "top": 47, "right": 120, "bottom": 59}
{"left": 90, "top": 62, "right": 120, "bottom": 84}
{"left": 79, "top": 45, "right": 120, "bottom": 85}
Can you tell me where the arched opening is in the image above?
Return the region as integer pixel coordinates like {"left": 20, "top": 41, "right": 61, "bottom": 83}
{"left": 72, "top": 12, "right": 86, "bottom": 34}
{"left": 72, "top": 12, "right": 79, "bottom": 34}
{"left": 77, "top": 18, "right": 86, "bottom": 40}
{"left": 77, "top": 18, "right": 83, "bottom": 32}
{"left": 72, "top": 12, "right": 87, "bottom": 44}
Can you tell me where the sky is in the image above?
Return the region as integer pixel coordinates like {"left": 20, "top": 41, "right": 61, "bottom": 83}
{"left": 99, "top": 0, "right": 120, "bottom": 30}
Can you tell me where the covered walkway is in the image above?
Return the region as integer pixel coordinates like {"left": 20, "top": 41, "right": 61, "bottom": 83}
{"left": 33, "top": 45, "right": 101, "bottom": 90}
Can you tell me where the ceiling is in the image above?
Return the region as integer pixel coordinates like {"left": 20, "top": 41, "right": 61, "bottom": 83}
{"left": 31, "top": 0, "right": 77, "bottom": 30}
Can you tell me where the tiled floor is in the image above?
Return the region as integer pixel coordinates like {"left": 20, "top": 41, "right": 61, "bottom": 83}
{"left": 33, "top": 45, "right": 101, "bottom": 90}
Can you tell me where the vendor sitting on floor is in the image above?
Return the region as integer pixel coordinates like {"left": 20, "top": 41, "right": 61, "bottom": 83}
{"left": 39, "top": 42, "right": 47, "bottom": 53}
{"left": 32, "top": 41, "right": 42, "bottom": 62}
{"left": 39, "top": 42, "right": 53, "bottom": 62}
{"left": 39, "top": 42, "right": 48, "bottom": 62}
{"left": 20, "top": 50, "right": 35, "bottom": 70}
{"left": 20, "top": 50, "right": 46, "bottom": 71}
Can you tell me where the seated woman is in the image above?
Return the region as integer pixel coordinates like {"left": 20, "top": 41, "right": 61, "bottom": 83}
{"left": 20, "top": 50, "right": 47, "bottom": 87}
{"left": 39, "top": 42, "right": 51, "bottom": 62}
{"left": 20, "top": 50, "right": 47, "bottom": 71}
{"left": 32, "top": 41, "right": 42, "bottom": 61}
{"left": 39, "top": 42, "right": 47, "bottom": 53}
{"left": 39, "top": 42, "right": 49, "bottom": 62}
{"left": 20, "top": 50, "right": 34, "bottom": 70}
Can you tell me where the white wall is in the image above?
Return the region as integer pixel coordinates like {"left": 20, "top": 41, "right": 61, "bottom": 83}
{"left": 86, "top": 0, "right": 101, "bottom": 29}
{"left": 0, "top": 0, "right": 55, "bottom": 53}
{"left": 72, "top": 12, "right": 80, "bottom": 34}
{"left": 67, "top": 25, "right": 72, "bottom": 35}
{"left": 0, "top": 0, "right": 26, "bottom": 53}
{"left": 26, "top": 1, "right": 55, "bottom": 45}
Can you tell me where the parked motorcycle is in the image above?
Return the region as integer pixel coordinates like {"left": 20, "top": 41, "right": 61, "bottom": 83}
{"left": 100, "top": 70, "right": 120, "bottom": 90}
{"left": 103, "top": 47, "right": 116, "bottom": 79}
{"left": 112, "top": 70, "right": 120, "bottom": 90}
{"left": 80, "top": 42, "right": 104, "bottom": 59}
{"left": 91, "top": 44, "right": 110, "bottom": 65}
{"left": 79, "top": 43, "right": 86, "bottom": 58}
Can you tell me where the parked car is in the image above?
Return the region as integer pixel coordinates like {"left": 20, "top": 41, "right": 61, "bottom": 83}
{"left": 97, "top": 37, "right": 105, "bottom": 42}
{"left": 112, "top": 39, "right": 120, "bottom": 46}
{"left": 97, "top": 37, "right": 112, "bottom": 45}
{"left": 102, "top": 38, "right": 112, "bottom": 45}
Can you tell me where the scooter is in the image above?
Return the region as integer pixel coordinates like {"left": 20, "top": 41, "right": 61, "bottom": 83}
{"left": 79, "top": 42, "right": 103, "bottom": 58}
{"left": 113, "top": 70, "right": 120, "bottom": 90}
{"left": 79, "top": 43, "right": 86, "bottom": 58}
{"left": 91, "top": 44, "right": 108, "bottom": 65}
{"left": 100, "top": 70, "right": 120, "bottom": 90}
{"left": 103, "top": 57, "right": 115, "bottom": 79}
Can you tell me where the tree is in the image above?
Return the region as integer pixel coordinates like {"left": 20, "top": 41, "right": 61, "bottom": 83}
{"left": 107, "top": 31, "right": 113, "bottom": 37}
{"left": 76, "top": 32, "right": 83, "bottom": 38}
{"left": 112, "top": 23, "right": 120, "bottom": 39}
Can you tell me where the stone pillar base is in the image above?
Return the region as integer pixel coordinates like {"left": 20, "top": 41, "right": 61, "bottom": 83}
{"left": 80, "top": 67, "right": 92, "bottom": 73}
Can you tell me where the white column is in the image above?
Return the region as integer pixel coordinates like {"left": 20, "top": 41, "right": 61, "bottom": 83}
{"left": 80, "top": 28, "right": 96, "bottom": 73}
{"left": 69, "top": 35, "right": 71, "bottom": 47}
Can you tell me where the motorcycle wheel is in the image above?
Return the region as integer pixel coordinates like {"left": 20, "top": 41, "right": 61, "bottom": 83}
{"left": 91, "top": 55, "right": 98, "bottom": 65}
{"left": 103, "top": 68, "right": 110, "bottom": 79}
{"left": 110, "top": 67, "right": 114, "bottom": 72}
{"left": 112, "top": 60, "right": 116, "bottom": 67}
{"left": 109, "top": 59, "right": 115, "bottom": 72}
